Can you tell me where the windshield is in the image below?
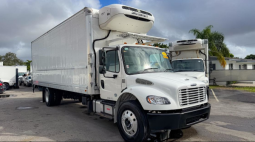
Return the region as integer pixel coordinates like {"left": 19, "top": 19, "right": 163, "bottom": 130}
{"left": 172, "top": 59, "right": 204, "bottom": 72}
{"left": 18, "top": 72, "right": 26, "bottom": 76}
{"left": 122, "top": 46, "right": 172, "bottom": 74}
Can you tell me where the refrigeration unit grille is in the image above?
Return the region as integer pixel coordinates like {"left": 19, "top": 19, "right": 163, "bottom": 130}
{"left": 122, "top": 6, "right": 152, "bottom": 16}
{"left": 179, "top": 87, "right": 206, "bottom": 106}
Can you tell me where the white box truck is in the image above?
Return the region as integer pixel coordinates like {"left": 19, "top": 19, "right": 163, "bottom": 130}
{"left": 0, "top": 66, "right": 17, "bottom": 90}
{"left": 169, "top": 39, "right": 209, "bottom": 97}
{"left": 32, "top": 4, "right": 210, "bottom": 141}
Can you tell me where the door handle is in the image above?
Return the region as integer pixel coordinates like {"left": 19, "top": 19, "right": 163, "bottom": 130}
{"left": 101, "top": 80, "right": 104, "bottom": 89}
{"left": 113, "top": 74, "right": 118, "bottom": 78}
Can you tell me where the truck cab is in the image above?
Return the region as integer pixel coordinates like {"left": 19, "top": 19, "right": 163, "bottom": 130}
{"left": 169, "top": 39, "right": 209, "bottom": 87}
{"left": 97, "top": 43, "right": 210, "bottom": 141}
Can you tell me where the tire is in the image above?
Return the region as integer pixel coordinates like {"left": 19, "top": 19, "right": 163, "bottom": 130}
{"left": 42, "top": 89, "right": 46, "bottom": 102}
{"left": 117, "top": 101, "right": 150, "bottom": 142}
{"left": 45, "top": 88, "right": 54, "bottom": 106}
{"left": 79, "top": 96, "right": 82, "bottom": 102}
{"left": 53, "top": 90, "right": 62, "bottom": 106}
{"left": 4, "top": 83, "right": 10, "bottom": 90}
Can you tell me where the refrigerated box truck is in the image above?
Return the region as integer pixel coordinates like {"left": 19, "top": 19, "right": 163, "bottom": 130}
{"left": 0, "top": 66, "right": 17, "bottom": 90}
{"left": 32, "top": 4, "right": 210, "bottom": 141}
{"left": 169, "top": 39, "right": 209, "bottom": 98}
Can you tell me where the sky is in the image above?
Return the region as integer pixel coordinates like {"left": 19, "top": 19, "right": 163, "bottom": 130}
{"left": 0, "top": 0, "right": 254, "bottom": 61}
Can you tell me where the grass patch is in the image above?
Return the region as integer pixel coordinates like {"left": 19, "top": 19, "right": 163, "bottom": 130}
{"left": 209, "top": 85, "right": 255, "bottom": 93}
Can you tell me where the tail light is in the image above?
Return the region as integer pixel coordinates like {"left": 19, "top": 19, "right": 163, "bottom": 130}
{"left": 0, "top": 83, "right": 2, "bottom": 86}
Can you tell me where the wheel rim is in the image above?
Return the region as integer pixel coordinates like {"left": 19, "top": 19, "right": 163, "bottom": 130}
{"left": 121, "top": 110, "right": 138, "bottom": 137}
{"left": 45, "top": 90, "right": 49, "bottom": 103}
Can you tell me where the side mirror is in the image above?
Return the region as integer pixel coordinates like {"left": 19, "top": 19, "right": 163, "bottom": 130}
{"left": 99, "top": 65, "right": 106, "bottom": 74}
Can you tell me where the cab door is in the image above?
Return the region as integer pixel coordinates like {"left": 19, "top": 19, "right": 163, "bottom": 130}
{"left": 99, "top": 48, "right": 122, "bottom": 101}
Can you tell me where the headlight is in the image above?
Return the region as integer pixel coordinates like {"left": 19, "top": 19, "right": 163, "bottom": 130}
{"left": 146, "top": 95, "right": 170, "bottom": 105}
{"left": 202, "top": 80, "right": 209, "bottom": 83}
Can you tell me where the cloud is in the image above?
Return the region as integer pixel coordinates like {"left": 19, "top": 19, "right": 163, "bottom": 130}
{"left": 120, "top": 0, "right": 255, "bottom": 58}
{"left": 1, "top": 0, "right": 254, "bottom": 60}
{"left": 0, "top": 0, "right": 101, "bottom": 60}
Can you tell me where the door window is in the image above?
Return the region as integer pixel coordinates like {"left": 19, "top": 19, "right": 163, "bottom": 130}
{"left": 105, "top": 50, "right": 119, "bottom": 73}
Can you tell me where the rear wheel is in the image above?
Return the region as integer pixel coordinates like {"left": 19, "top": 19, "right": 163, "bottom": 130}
{"left": 53, "top": 90, "right": 62, "bottom": 106}
{"left": 4, "top": 83, "right": 9, "bottom": 90}
{"left": 45, "top": 88, "right": 54, "bottom": 106}
{"left": 117, "top": 101, "right": 150, "bottom": 142}
{"left": 42, "top": 89, "right": 46, "bottom": 102}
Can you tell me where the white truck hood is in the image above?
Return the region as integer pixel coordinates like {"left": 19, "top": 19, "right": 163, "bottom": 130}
{"left": 175, "top": 72, "right": 204, "bottom": 79}
{"left": 126, "top": 72, "right": 207, "bottom": 109}
{"left": 127, "top": 72, "right": 205, "bottom": 88}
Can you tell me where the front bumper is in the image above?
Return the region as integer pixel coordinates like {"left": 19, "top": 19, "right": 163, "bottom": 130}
{"left": 147, "top": 103, "right": 211, "bottom": 131}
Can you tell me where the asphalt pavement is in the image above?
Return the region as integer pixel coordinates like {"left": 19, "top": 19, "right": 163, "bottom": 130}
{"left": 0, "top": 86, "right": 255, "bottom": 141}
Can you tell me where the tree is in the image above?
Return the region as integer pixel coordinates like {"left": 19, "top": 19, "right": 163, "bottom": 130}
{"left": 24, "top": 60, "right": 32, "bottom": 71}
{"left": 189, "top": 25, "right": 233, "bottom": 68}
{"left": 230, "top": 53, "right": 234, "bottom": 58}
{"left": 0, "top": 52, "right": 23, "bottom": 66}
{"left": 153, "top": 43, "right": 168, "bottom": 48}
{"left": 245, "top": 54, "right": 255, "bottom": 59}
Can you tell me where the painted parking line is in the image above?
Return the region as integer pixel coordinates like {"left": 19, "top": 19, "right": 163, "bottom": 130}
{"left": 211, "top": 89, "right": 219, "bottom": 102}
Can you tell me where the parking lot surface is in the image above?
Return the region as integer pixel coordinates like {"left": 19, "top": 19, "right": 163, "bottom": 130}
{"left": 0, "top": 86, "right": 255, "bottom": 141}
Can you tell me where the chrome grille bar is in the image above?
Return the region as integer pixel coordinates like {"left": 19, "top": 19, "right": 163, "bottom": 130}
{"left": 179, "top": 87, "right": 206, "bottom": 106}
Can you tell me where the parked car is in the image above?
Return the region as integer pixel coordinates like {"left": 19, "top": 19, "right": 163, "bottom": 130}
{"left": 24, "top": 75, "right": 32, "bottom": 87}
{"left": 0, "top": 80, "right": 6, "bottom": 94}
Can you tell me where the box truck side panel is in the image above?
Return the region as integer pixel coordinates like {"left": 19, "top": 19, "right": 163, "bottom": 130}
{"left": 0, "top": 66, "right": 16, "bottom": 86}
{"left": 16, "top": 66, "right": 27, "bottom": 73}
{"left": 32, "top": 10, "right": 93, "bottom": 94}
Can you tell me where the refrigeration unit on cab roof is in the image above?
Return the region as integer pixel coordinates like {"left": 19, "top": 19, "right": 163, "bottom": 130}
{"left": 99, "top": 4, "right": 154, "bottom": 34}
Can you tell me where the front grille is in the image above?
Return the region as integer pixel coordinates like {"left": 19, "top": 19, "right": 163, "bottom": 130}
{"left": 179, "top": 87, "right": 206, "bottom": 106}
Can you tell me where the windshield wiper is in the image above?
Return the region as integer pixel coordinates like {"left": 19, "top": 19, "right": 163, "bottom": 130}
{"left": 143, "top": 68, "right": 158, "bottom": 72}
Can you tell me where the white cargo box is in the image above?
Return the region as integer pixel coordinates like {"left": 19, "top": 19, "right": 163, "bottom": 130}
{"left": 16, "top": 66, "right": 27, "bottom": 73}
{"left": 0, "top": 66, "right": 16, "bottom": 86}
{"left": 31, "top": 4, "right": 164, "bottom": 95}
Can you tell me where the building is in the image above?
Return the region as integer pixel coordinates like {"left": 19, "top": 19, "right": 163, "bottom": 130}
{"left": 210, "top": 56, "right": 255, "bottom": 85}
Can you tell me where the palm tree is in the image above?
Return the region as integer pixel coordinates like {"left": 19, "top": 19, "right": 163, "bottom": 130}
{"left": 189, "top": 25, "right": 230, "bottom": 68}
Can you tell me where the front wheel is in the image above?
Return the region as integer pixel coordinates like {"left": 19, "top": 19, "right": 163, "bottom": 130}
{"left": 117, "top": 101, "right": 150, "bottom": 142}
